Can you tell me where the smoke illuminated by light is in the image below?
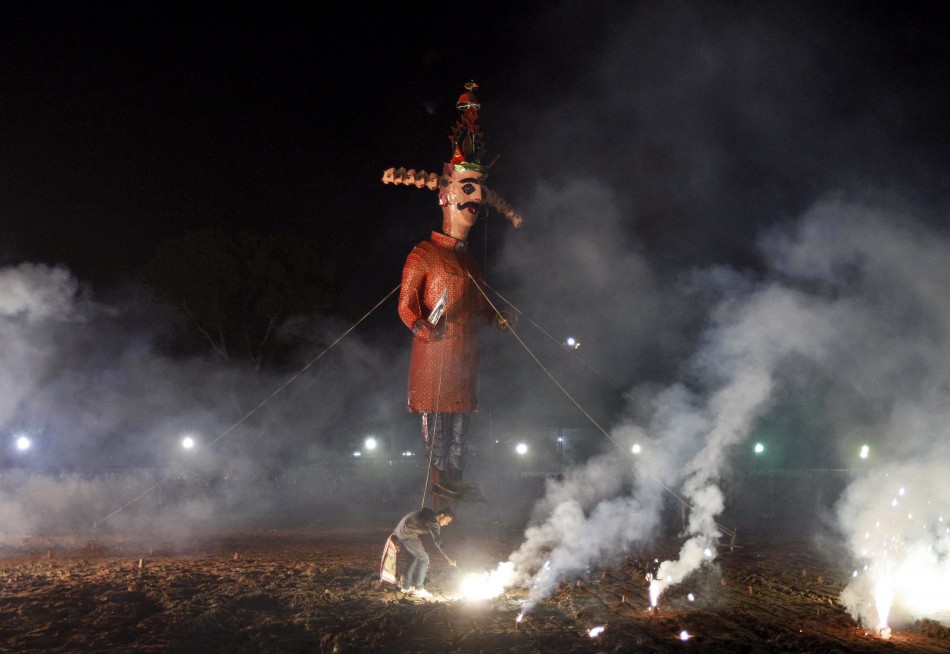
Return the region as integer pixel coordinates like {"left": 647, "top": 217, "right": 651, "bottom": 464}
{"left": 839, "top": 467, "right": 950, "bottom": 635}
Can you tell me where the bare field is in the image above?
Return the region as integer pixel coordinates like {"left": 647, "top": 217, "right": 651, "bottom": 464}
{"left": 1, "top": 521, "right": 947, "bottom": 653}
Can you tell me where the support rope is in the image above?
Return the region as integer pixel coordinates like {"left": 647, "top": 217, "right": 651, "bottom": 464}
{"left": 94, "top": 284, "right": 401, "bottom": 528}
{"left": 468, "top": 272, "right": 737, "bottom": 541}
{"left": 481, "top": 280, "right": 625, "bottom": 392}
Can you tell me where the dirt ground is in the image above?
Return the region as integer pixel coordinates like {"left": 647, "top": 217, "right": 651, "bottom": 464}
{"left": 1, "top": 516, "right": 948, "bottom": 654}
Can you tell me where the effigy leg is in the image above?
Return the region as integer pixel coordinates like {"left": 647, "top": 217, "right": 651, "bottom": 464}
{"left": 422, "top": 412, "right": 484, "bottom": 508}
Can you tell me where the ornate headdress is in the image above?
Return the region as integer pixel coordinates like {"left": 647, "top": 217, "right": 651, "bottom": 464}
{"left": 382, "top": 82, "right": 523, "bottom": 228}
{"left": 449, "top": 82, "right": 486, "bottom": 173}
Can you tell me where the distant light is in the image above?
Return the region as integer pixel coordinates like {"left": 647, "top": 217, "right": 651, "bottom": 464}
{"left": 402, "top": 451, "right": 414, "bottom": 457}
{"left": 860, "top": 444, "right": 869, "bottom": 459}
{"left": 588, "top": 625, "right": 605, "bottom": 638}
{"left": 557, "top": 437, "right": 563, "bottom": 443}
{"left": 687, "top": 593, "right": 695, "bottom": 602}
{"left": 15, "top": 436, "right": 31, "bottom": 451}
{"left": 515, "top": 443, "right": 528, "bottom": 456}
{"left": 631, "top": 443, "right": 642, "bottom": 455}
{"left": 181, "top": 436, "right": 195, "bottom": 450}
{"left": 365, "top": 436, "right": 377, "bottom": 451}
{"left": 564, "top": 337, "right": 580, "bottom": 350}
{"left": 679, "top": 630, "right": 690, "bottom": 641}
{"left": 353, "top": 451, "right": 362, "bottom": 457}
{"left": 753, "top": 442, "right": 765, "bottom": 454}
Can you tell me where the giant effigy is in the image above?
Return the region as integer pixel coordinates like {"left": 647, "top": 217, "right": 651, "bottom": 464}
{"left": 383, "top": 82, "right": 522, "bottom": 509}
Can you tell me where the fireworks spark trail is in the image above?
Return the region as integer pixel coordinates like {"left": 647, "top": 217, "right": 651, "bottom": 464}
{"left": 838, "top": 464, "right": 950, "bottom": 633}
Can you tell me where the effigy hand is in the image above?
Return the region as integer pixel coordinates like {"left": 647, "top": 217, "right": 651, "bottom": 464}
{"left": 412, "top": 319, "right": 444, "bottom": 342}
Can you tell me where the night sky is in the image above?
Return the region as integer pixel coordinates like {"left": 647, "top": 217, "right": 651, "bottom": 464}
{"left": 4, "top": 3, "right": 949, "bottom": 291}
{"left": 2, "top": 3, "right": 551, "bottom": 297}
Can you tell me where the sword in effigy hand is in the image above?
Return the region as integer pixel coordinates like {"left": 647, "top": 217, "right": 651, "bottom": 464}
{"left": 428, "top": 288, "right": 448, "bottom": 326}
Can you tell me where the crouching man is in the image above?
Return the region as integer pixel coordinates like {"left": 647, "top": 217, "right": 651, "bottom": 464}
{"left": 393, "top": 507, "right": 456, "bottom": 598}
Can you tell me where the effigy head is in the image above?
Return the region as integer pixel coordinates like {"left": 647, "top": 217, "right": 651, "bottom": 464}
{"left": 439, "top": 166, "right": 485, "bottom": 237}
{"left": 382, "top": 81, "right": 522, "bottom": 229}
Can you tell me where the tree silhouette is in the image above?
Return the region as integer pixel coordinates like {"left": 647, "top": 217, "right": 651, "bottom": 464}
{"left": 145, "top": 228, "right": 333, "bottom": 369}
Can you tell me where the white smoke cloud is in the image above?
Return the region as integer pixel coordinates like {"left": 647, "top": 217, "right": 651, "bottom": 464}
{"left": 0, "top": 264, "right": 81, "bottom": 428}
{"left": 0, "top": 262, "right": 412, "bottom": 538}
{"left": 838, "top": 463, "right": 950, "bottom": 630}
{"left": 506, "top": 453, "right": 661, "bottom": 614}
{"left": 0, "top": 263, "right": 79, "bottom": 320}
{"left": 491, "top": 177, "right": 698, "bottom": 423}
{"left": 499, "top": 196, "right": 950, "bottom": 624}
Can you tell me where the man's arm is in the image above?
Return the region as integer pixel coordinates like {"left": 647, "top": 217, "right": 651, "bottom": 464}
{"left": 427, "top": 523, "right": 455, "bottom": 565}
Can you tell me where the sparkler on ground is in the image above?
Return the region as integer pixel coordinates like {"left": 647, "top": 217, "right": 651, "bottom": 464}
{"left": 456, "top": 561, "right": 516, "bottom": 601}
{"left": 838, "top": 464, "right": 950, "bottom": 637}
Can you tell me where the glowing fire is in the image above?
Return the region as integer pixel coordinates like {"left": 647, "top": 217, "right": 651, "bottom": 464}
{"left": 457, "top": 562, "right": 516, "bottom": 601}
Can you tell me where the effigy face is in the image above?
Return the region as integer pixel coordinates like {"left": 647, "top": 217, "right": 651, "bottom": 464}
{"left": 440, "top": 167, "right": 485, "bottom": 237}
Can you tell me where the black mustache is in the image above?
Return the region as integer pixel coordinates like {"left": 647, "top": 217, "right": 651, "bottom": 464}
{"left": 458, "top": 201, "right": 483, "bottom": 214}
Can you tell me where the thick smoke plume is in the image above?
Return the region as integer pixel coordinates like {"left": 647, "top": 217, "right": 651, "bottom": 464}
{"left": 500, "top": 197, "right": 950, "bottom": 624}
{"left": 0, "top": 263, "right": 411, "bottom": 537}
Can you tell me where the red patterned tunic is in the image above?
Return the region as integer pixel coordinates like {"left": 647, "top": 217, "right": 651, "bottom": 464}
{"left": 398, "top": 231, "right": 494, "bottom": 413}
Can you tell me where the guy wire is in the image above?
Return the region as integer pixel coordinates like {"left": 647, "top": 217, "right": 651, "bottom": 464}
{"left": 468, "top": 272, "right": 736, "bottom": 540}
{"left": 95, "top": 284, "right": 401, "bottom": 528}
{"left": 480, "top": 279, "right": 625, "bottom": 392}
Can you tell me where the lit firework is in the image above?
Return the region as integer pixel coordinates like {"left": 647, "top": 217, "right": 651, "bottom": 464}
{"left": 457, "top": 562, "right": 516, "bottom": 601}
{"left": 649, "top": 537, "right": 717, "bottom": 609}
{"left": 839, "top": 466, "right": 950, "bottom": 637}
